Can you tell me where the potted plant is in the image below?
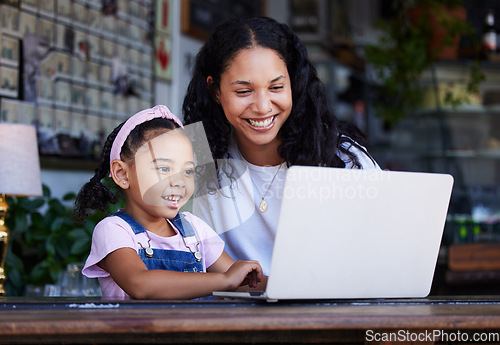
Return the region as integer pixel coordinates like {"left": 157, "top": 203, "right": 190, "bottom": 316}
{"left": 4, "top": 180, "right": 123, "bottom": 296}
{"left": 365, "top": 0, "right": 485, "bottom": 125}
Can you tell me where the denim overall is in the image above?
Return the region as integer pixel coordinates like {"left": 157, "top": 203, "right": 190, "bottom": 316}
{"left": 114, "top": 211, "right": 203, "bottom": 273}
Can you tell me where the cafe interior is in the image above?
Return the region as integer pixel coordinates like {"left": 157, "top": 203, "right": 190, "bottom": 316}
{"left": 0, "top": 0, "right": 499, "bottom": 344}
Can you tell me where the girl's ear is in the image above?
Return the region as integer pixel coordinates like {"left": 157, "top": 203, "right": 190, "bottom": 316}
{"left": 110, "top": 159, "right": 130, "bottom": 189}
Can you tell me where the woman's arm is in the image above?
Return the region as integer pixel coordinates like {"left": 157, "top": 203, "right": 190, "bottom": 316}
{"left": 99, "top": 248, "right": 263, "bottom": 300}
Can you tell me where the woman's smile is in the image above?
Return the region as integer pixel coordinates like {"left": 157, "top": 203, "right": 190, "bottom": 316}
{"left": 245, "top": 115, "right": 277, "bottom": 129}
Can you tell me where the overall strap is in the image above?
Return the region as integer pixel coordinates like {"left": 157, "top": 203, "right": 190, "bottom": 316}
{"left": 112, "top": 211, "right": 147, "bottom": 235}
{"left": 170, "top": 213, "right": 200, "bottom": 259}
{"left": 170, "top": 213, "right": 196, "bottom": 238}
{"left": 112, "top": 211, "right": 195, "bottom": 239}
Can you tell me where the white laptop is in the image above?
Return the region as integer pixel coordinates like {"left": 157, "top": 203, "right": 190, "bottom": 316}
{"left": 213, "top": 166, "right": 454, "bottom": 302}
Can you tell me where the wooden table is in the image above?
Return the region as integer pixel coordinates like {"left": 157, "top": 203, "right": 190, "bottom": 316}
{"left": 1, "top": 296, "right": 499, "bottom": 344}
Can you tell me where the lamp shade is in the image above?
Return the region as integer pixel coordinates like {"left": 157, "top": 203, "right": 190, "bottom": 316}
{"left": 0, "top": 123, "right": 42, "bottom": 197}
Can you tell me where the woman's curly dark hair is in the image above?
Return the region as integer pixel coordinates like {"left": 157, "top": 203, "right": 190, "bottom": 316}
{"left": 182, "top": 16, "right": 372, "bottom": 185}
{"left": 74, "top": 118, "right": 180, "bottom": 222}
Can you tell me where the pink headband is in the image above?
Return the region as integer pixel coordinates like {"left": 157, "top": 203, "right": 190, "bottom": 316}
{"left": 109, "top": 105, "right": 184, "bottom": 163}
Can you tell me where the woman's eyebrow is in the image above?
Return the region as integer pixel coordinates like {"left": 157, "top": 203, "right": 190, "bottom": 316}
{"left": 231, "top": 75, "right": 285, "bottom": 85}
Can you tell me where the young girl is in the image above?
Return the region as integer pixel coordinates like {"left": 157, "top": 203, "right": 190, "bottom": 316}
{"left": 75, "top": 105, "right": 263, "bottom": 299}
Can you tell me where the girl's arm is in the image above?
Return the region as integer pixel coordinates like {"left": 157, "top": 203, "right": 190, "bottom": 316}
{"left": 99, "top": 248, "right": 263, "bottom": 300}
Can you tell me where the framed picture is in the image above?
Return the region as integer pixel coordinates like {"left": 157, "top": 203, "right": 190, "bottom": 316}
{"left": 71, "top": 56, "right": 86, "bottom": 81}
{"left": 70, "top": 111, "right": 85, "bottom": 137}
{"left": 155, "top": 0, "right": 173, "bottom": 35}
{"left": 0, "top": 98, "right": 19, "bottom": 122}
{"left": 129, "top": 24, "right": 142, "bottom": 42}
{"left": 38, "top": 18, "right": 54, "bottom": 42}
{"left": 0, "top": 65, "right": 19, "bottom": 98}
{"left": 100, "top": 64, "right": 111, "bottom": 83}
{"left": 0, "top": 35, "right": 20, "bottom": 67}
{"left": 87, "top": 34, "right": 101, "bottom": 59}
{"left": 56, "top": 0, "right": 72, "bottom": 22}
{"left": 55, "top": 108, "right": 71, "bottom": 133}
{"left": 88, "top": 8, "right": 101, "bottom": 32}
{"left": 116, "top": 44, "right": 129, "bottom": 65}
{"left": 154, "top": 34, "right": 172, "bottom": 81}
{"left": 56, "top": 53, "right": 70, "bottom": 76}
{"left": 100, "top": 90, "right": 114, "bottom": 112}
{"left": 18, "top": 101, "right": 36, "bottom": 125}
{"left": 71, "top": 84, "right": 86, "bottom": 109}
{"left": 39, "top": 0, "right": 54, "bottom": 16}
{"left": 37, "top": 76, "right": 53, "bottom": 103}
{"left": 54, "top": 80, "right": 71, "bottom": 106}
{"left": 142, "top": 51, "right": 152, "bottom": 70}
{"left": 1, "top": 5, "right": 20, "bottom": 36}
{"left": 88, "top": 62, "right": 99, "bottom": 83}
{"left": 55, "top": 23, "right": 66, "bottom": 49}
{"left": 101, "top": 15, "right": 116, "bottom": 37}
{"left": 20, "top": 12, "right": 37, "bottom": 36}
{"left": 37, "top": 106, "right": 59, "bottom": 155}
{"left": 101, "top": 38, "right": 115, "bottom": 59}
{"left": 86, "top": 87, "right": 99, "bottom": 110}
{"left": 86, "top": 113, "right": 102, "bottom": 139}
{"left": 73, "top": 2, "right": 87, "bottom": 25}
{"left": 116, "top": 19, "right": 129, "bottom": 39}
{"left": 115, "top": 95, "right": 127, "bottom": 115}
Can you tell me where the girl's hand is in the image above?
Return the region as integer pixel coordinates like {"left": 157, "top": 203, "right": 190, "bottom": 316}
{"left": 224, "top": 260, "right": 263, "bottom": 290}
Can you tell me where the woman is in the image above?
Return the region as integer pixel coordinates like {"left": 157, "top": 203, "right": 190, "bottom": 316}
{"left": 183, "top": 16, "right": 379, "bottom": 274}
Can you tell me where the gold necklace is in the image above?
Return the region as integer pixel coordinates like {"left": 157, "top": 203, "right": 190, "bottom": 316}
{"left": 250, "top": 163, "right": 283, "bottom": 213}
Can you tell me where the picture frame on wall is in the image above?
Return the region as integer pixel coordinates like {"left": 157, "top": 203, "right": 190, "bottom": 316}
{"left": 1, "top": 5, "right": 20, "bottom": 36}
{"left": 56, "top": 0, "right": 72, "bottom": 22}
{"left": 154, "top": 34, "right": 172, "bottom": 81}
{"left": 0, "top": 65, "right": 19, "bottom": 98}
{"left": 0, "top": 98, "right": 19, "bottom": 122}
{"left": 18, "top": 101, "right": 36, "bottom": 125}
{"left": 0, "top": 34, "right": 20, "bottom": 67}
{"left": 20, "top": 12, "right": 37, "bottom": 36}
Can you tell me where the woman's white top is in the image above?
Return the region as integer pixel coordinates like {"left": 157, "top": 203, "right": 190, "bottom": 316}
{"left": 192, "top": 136, "right": 380, "bottom": 275}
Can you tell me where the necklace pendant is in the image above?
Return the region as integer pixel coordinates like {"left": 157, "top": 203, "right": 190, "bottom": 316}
{"left": 145, "top": 247, "right": 154, "bottom": 258}
{"left": 259, "top": 199, "right": 267, "bottom": 212}
{"left": 194, "top": 251, "right": 202, "bottom": 262}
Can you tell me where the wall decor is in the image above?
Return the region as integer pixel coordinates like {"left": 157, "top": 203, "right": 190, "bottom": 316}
{"left": 0, "top": 0, "right": 155, "bottom": 164}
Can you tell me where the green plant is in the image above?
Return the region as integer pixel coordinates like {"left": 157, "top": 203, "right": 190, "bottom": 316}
{"left": 365, "top": 0, "right": 485, "bottom": 125}
{"left": 4, "top": 179, "right": 123, "bottom": 296}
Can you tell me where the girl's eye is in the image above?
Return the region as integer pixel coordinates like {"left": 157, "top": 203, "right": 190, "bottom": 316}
{"left": 270, "top": 85, "right": 284, "bottom": 91}
{"left": 157, "top": 166, "right": 170, "bottom": 173}
{"left": 236, "top": 89, "right": 251, "bottom": 95}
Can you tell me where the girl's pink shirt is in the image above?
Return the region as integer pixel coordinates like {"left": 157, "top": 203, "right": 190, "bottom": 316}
{"left": 82, "top": 211, "right": 225, "bottom": 299}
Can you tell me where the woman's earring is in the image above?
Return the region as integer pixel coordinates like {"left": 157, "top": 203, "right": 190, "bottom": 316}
{"left": 269, "top": 107, "right": 272, "bottom": 113}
